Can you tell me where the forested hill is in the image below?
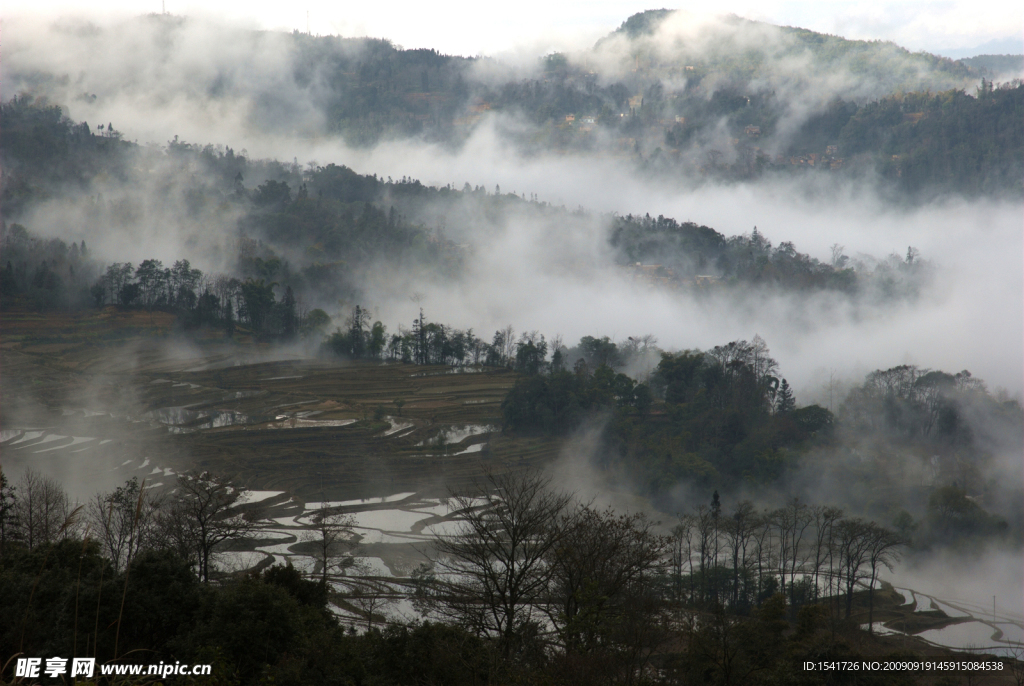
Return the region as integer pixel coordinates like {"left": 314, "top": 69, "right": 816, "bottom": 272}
{"left": 1, "top": 97, "right": 932, "bottom": 317}
{"left": 6, "top": 13, "right": 1023, "bottom": 198}
{"left": 604, "top": 10, "right": 979, "bottom": 89}
{"left": 959, "top": 54, "right": 1024, "bottom": 78}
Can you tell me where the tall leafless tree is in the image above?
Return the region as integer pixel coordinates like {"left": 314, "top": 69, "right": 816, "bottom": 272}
{"left": 545, "top": 505, "right": 668, "bottom": 656}
{"left": 159, "top": 471, "right": 260, "bottom": 582}
{"left": 16, "top": 469, "right": 78, "bottom": 549}
{"left": 810, "top": 505, "right": 844, "bottom": 602}
{"left": 430, "top": 469, "right": 573, "bottom": 658}
{"left": 302, "top": 501, "right": 356, "bottom": 585}
{"left": 724, "top": 501, "right": 756, "bottom": 607}
{"left": 782, "top": 498, "right": 813, "bottom": 605}
{"left": 835, "top": 518, "right": 872, "bottom": 618}
{"left": 865, "top": 523, "right": 902, "bottom": 632}
{"left": 0, "top": 470, "right": 17, "bottom": 558}
{"left": 89, "top": 477, "right": 161, "bottom": 572}
{"left": 671, "top": 513, "right": 698, "bottom": 603}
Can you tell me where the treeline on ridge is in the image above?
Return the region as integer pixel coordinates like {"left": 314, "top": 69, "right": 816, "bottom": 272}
{"left": 2, "top": 97, "right": 933, "bottom": 318}
{"left": 6, "top": 12, "right": 1024, "bottom": 197}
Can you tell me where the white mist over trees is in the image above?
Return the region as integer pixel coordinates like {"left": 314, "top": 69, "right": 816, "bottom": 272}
{"left": 1, "top": 6, "right": 1022, "bottom": 683}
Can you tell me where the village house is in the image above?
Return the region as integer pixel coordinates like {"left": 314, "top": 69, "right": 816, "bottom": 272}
{"left": 624, "top": 262, "right": 679, "bottom": 289}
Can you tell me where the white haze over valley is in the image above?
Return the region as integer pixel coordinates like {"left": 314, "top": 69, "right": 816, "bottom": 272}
{"left": 7, "top": 13, "right": 1022, "bottom": 399}
{"left": 3, "top": 6, "right": 1023, "bottom": 644}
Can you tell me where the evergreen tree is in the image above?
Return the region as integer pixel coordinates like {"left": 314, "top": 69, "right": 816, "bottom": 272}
{"left": 281, "top": 286, "right": 297, "bottom": 339}
{"left": 348, "top": 305, "right": 369, "bottom": 357}
{"left": 412, "top": 308, "right": 427, "bottom": 365}
{"left": 776, "top": 378, "right": 796, "bottom": 413}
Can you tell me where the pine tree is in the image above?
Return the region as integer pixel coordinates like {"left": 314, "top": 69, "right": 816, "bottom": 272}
{"left": 776, "top": 378, "right": 795, "bottom": 414}
{"left": 418, "top": 309, "right": 427, "bottom": 365}
{"left": 349, "top": 305, "right": 368, "bottom": 358}
{"left": 411, "top": 308, "right": 427, "bottom": 365}
{"left": 281, "top": 286, "right": 297, "bottom": 339}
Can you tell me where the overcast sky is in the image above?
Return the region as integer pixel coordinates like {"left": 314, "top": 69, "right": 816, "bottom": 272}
{"left": 6, "top": 0, "right": 1022, "bottom": 58}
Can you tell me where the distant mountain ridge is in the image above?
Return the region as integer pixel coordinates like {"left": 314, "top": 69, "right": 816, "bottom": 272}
{"left": 5, "top": 10, "right": 1021, "bottom": 199}
{"left": 596, "top": 10, "right": 984, "bottom": 93}
{"left": 605, "top": 9, "right": 1021, "bottom": 81}
{"left": 958, "top": 54, "right": 1024, "bottom": 80}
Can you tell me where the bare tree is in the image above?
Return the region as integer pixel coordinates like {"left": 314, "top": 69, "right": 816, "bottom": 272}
{"left": 1005, "top": 644, "right": 1024, "bottom": 686}
{"left": 430, "top": 469, "right": 573, "bottom": 658}
{"left": 550, "top": 333, "right": 564, "bottom": 355}
{"left": 302, "top": 502, "right": 356, "bottom": 585}
{"left": 159, "top": 471, "right": 261, "bottom": 582}
{"left": 0, "top": 470, "right": 17, "bottom": 558}
{"left": 724, "top": 501, "right": 757, "bottom": 607}
{"left": 782, "top": 498, "right": 813, "bottom": 605}
{"left": 496, "top": 324, "right": 516, "bottom": 367}
{"left": 671, "top": 514, "right": 698, "bottom": 603}
{"left": 16, "top": 469, "right": 78, "bottom": 549}
{"left": 751, "top": 511, "right": 775, "bottom": 601}
{"left": 830, "top": 243, "right": 847, "bottom": 268}
{"left": 690, "top": 504, "right": 722, "bottom": 604}
{"left": 344, "top": 577, "right": 398, "bottom": 632}
{"left": 865, "top": 523, "right": 902, "bottom": 633}
{"left": 545, "top": 505, "right": 668, "bottom": 655}
{"left": 835, "top": 518, "right": 872, "bottom": 618}
{"left": 89, "top": 477, "right": 161, "bottom": 572}
{"left": 810, "top": 506, "right": 844, "bottom": 601}
{"left": 771, "top": 507, "right": 792, "bottom": 602}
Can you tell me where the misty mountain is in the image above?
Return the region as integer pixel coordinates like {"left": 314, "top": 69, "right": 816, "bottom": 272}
{"left": 599, "top": 10, "right": 977, "bottom": 89}
{"left": 2, "top": 7, "right": 1023, "bottom": 680}
{"left": 6, "top": 12, "right": 1022, "bottom": 200}
{"left": 958, "top": 54, "right": 1024, "bottom": 80}
{"left": 2, "top": 97, "right": 939, "bottom": 320}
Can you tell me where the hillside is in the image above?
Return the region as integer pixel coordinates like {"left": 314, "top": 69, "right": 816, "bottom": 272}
{"left": 5, "top": 12, "right": 1022, "bottom": 198}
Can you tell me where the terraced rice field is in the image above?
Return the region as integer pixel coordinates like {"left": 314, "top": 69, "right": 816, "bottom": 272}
{"left": 861, "top": 585, "right": 1024, "bottom": 656}
{"left": 2, "top": 310, "right": 564, "bottom": 502}
{"left": 2, "top": 310, "right": 569, "bottom": 628}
